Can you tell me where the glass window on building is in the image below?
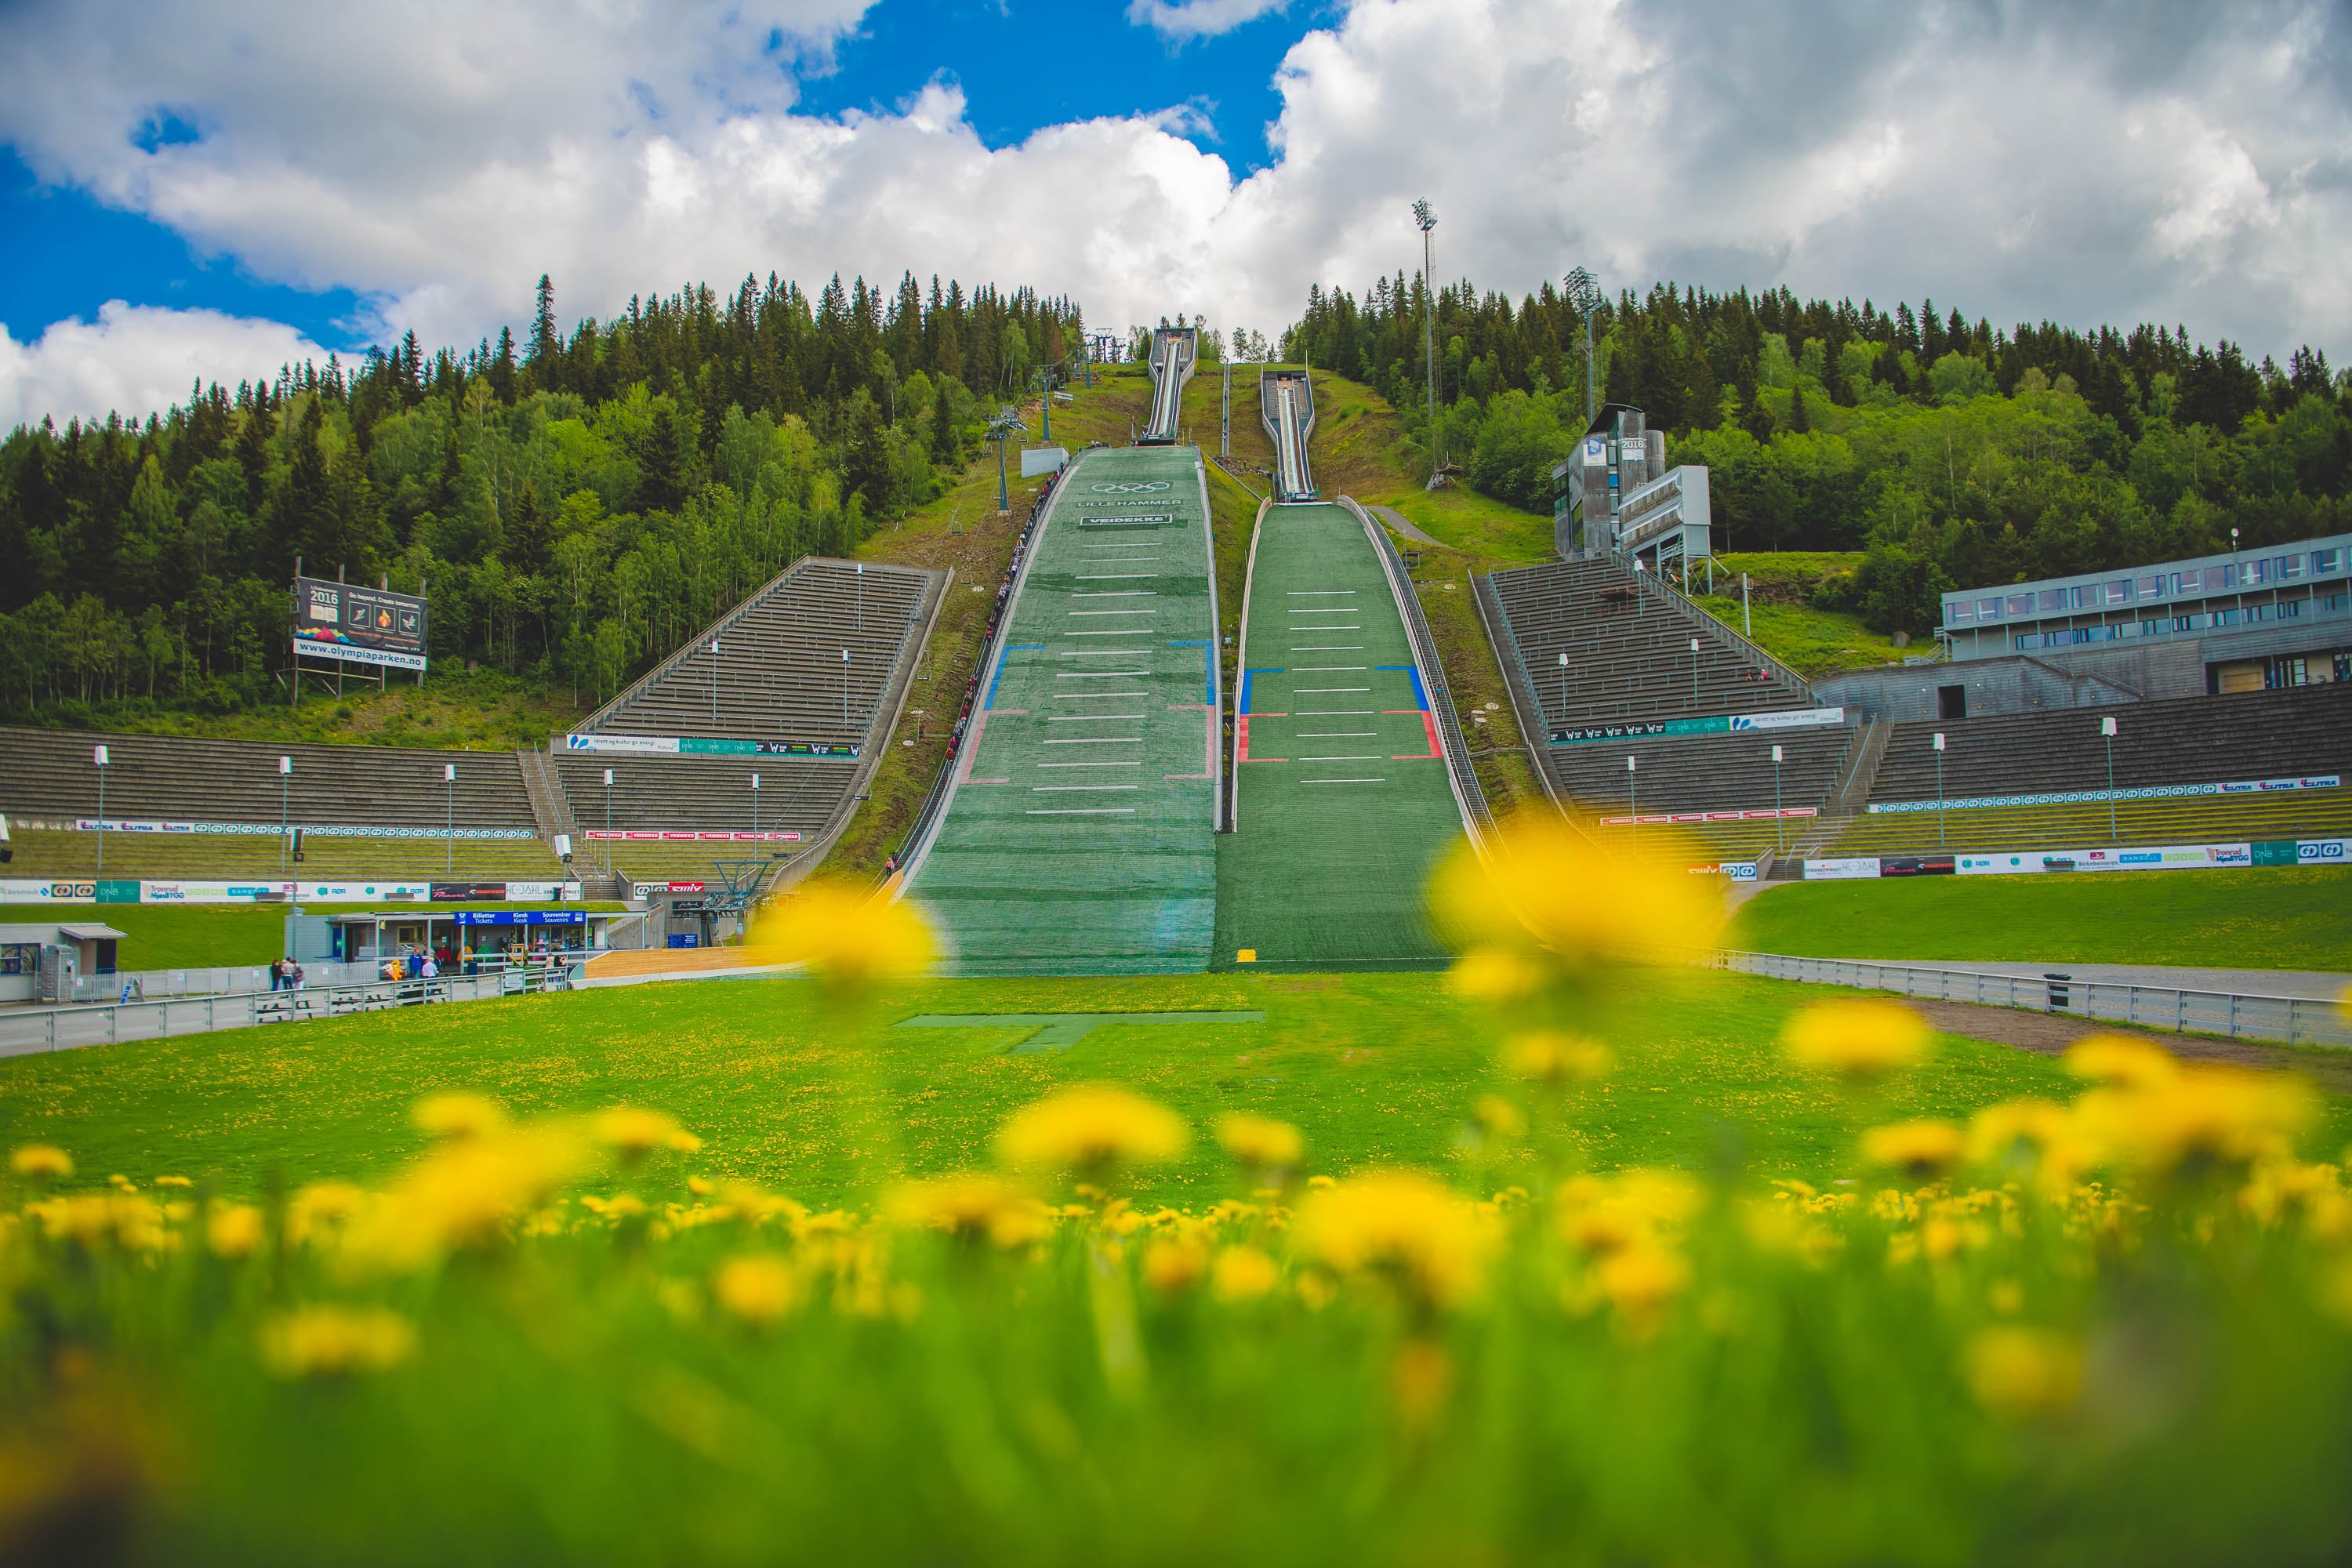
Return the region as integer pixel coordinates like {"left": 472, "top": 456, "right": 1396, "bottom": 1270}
{"left": 1978, "top": 597, "right": 2002, "bottom": 620}
{"left": 2205, "top": 565, "right": 2234, "bottom": 592}
{"left": 2313, "top": 548, "right": 2342, "bottom": 574}
{"left": 2006, "top": 593, "right": 2034, "bottom": 616}
{"left": 2214, "top": 608, "right": 2241, "bottom": 627}
{"left": 2250, "top": 558, "right": 2273, "bottom": 585}
{"left": 2266, "top": 656, "right": 2307, "bottom": 688}
{"left": 2280, "top": 599, "right": 2302, "bottom": 619}
{"left": 2038, "top": 588, "right": 2065, "bottom": 611}
{"left": 2280, "top": 554, "right": 2303, "bottom": 579}
{"left": 2107, "top": 580, "right": 2132, "bottom": 604}
{"left": 1946, "top": 601, "right": 1973, "bottom": 625}
{"left": 2337, "top": 652, "right": 2351, "bottom": 681}
{"left": 2137, "top": 574, "right": 2165, "bottom": 597}
{"left": 2174, "top": 615, "right": 2201, "bottom": 632}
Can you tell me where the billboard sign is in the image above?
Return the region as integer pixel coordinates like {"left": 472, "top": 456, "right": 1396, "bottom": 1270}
{"left": 561, "top": 734, "right": 856, "bottom": 759}
{"left": 293, "top": 577, "right": 428, "bottom": 672}
{"left": 1802, "top": 858, "right": 1882, "bottom": 880}
{"left": 1020, "top": 447, "right": 1070, "bottom": 477}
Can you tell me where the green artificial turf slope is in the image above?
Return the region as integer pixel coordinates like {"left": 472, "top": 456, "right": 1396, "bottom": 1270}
{"left": 1730, "top": 866, "right": 2352, "bottom": 971}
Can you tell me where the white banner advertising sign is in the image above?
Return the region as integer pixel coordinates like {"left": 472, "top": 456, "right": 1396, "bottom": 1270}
{"left": 1802, "top": 858, "right": 1883, "bottom": 880}
{"left": 1728, "top": 706, "right": 1844, "bottom": 732}
{"left": 1869, "top": 775, "right": 2339, "bottom": 815}
{"left": 563, "top": 734, "right": 680, "bottom": 754}
{"left": 1955, "top": 844, "right": 2252, "bottom": 876}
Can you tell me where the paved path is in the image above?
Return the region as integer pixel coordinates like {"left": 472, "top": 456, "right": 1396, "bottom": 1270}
{"left": 1802, "top": 956, "right": 2349, "bottom": 1000}
{"left": 1367, "top": 503, "right": 1444, "bottom": 549}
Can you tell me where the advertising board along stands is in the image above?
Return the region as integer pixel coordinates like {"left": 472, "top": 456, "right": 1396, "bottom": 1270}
{"left": 290, "top": 572, "right": 429, "bottom": 693}
{"left": 1796, "top": 840, "right": 2352, "bottom": 880}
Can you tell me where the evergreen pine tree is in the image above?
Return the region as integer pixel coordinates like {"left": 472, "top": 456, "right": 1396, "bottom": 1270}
{"left": 506, "top": 481, "right": 549, "bottom": 573}
{"left": 1787, "top": 383, "right": 1811, "bottom": 434}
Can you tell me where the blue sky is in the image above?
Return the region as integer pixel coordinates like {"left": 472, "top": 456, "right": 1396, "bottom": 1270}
{"left": 0, "top": 0, "right": 2343, "bottom": 428}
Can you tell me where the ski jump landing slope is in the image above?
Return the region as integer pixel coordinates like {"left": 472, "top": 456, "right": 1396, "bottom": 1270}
{"left": 1214, "top": 499, "right": 1469, "bottom": 969}
{"left": 905, "top": 445, "right": 1221, "bottom": 975}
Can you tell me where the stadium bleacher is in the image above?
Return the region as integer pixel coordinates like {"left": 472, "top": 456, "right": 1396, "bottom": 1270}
{"left": 1544, "top": 727, "right": 1854, "bottom": 858}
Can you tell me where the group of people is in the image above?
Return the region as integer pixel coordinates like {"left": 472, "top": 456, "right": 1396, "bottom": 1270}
{"left": 266, "top": 957, "right": 305, "bottom": 990}
{"left": 377, "top": 944, "right": 448, "bottom": 982}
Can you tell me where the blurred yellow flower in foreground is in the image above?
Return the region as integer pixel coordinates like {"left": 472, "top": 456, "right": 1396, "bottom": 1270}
{"left": 1445, "top": 949, "right": 1549, "bottom": 1004}
{"left": 1297, "top": 1172, "right": 1494, "bottom": 1311}
{"left": 413, "top": 1093, "right": 506, "bottom": 1142}
{"left": 347, "top": 1125, "right": 592, "bottom": 1270}
{"left": 1428, "top": 815, "right": 1724, "bottom": 971}
{"left": 1143, "top": 1238, "right": 1206, "bottom": 1295}
{"left": 712, "top": 1253, "right": 800, "bottom": 1327}
{"left": 1212, "top": 1245, "right": 1282, "bottom": 1301}
{"left": 1503, "top": 1030, "right": 1614, "bottom": 1087}
{"left": 1965, "top": 1326, "right": 2082, "bottom": 1419}
{"left": 590, "top": 1107, "right": 704, "bottom": 1158}
{"left": 1596, "top": 1243, "right": 1690, "bottom": 1330}
{"left": 1861, "top": 1120, "right": 1967, "bottom": 1182}
{"left": 996, "top": 1086, "right": 1189, "bottom": 1177}
{"left": 260, "top": 1306, "right": 416, "bottom": 1378}
{"left": 287, "top": 1181, "right": 368, "bottom": 1246}
{"left": 9, "top": 1145, "right": 73, "bottom": 1180}
{"left": 887, "top": 1174, "right": 1049, "bottom": 1247}
{"left": 1216, "top": 1113, "right": 1303, "bottom": 1173}
{"left": 2063, "top": 1035, "right": 2177, "bottom": 1091}
{"left": 1557, "top": 1171, "right": 1703, "bottom": 1256}
{"left": 751, "top": 880, "right": 938, "bottom": 993}
{"left": 2074, "top": 1064, "right": 2317, "bottom": 1177}
{"left": 207, "top": 1203, "right": 266, "bottom": 1258}
{"left": 1781, "top": 998, "right": 1932, "bottom": 1079}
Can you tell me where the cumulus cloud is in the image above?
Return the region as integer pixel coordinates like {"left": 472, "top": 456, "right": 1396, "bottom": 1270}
{"left": 0, "top": 302, "right": 331, "bottom": 429}
{"left": 1127, "top": 0, "right": 1293, "bottom": 42}
{"left": 0, "top": 0, "right": 2346, "bottom": 428}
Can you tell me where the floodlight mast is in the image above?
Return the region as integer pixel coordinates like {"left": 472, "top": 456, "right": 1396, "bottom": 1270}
{"left": 1412, "top": 199, "right": 1439, "bottom": 486}
{"left": 1563, "top": 267, "right": 1602, "bottom": 426}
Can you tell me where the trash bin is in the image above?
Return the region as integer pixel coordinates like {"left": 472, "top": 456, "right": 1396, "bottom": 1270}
{"left": 2045, "top": 972, "right": 2072, "bottom": 1011}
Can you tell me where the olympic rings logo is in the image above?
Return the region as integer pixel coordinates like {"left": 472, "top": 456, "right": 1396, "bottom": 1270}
{"left": 1090, "top": 481, "right": 1171, "bottom": 494}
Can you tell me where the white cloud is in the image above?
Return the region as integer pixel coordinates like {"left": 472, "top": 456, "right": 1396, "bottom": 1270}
{"left": 1127, "top": 0, "right": 1292, "bottom": 42}
{"left": 0, "top": 302, "right": 331, "bottom": 429}
{"left": 1, "top": 0, "right": 2347, "bottom": 429}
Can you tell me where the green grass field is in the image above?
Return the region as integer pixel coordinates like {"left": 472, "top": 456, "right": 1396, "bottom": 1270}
{"left": 1731, "top": 866, "right": 2352, "bottom": 971}
{"left": 2, "top": 965, "right": 2241, "bottom": 1198}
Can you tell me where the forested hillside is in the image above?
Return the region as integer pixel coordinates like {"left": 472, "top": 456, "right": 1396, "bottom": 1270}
{"left": 0, "top": 273, "right": 1082, "bottom": 725}
{"left": 1287, "top": 280, "right": 2350, "bottom": 631}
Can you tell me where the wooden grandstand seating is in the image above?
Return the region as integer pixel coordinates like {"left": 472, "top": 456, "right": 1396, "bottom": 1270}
{"left": 1828, "top": 792, "right": 2352, "bottom": 857}
{"left": 583, "top": 558, "right": 934, "bottom": 744}
{"left": 1552, "top": 726, "right": 1853, "bottom": 859}
{"left": 0, "top": 727, "right": 538, "bottom": 831}
{"left": 2, "top": 827, "right": 564, "bottom": 880}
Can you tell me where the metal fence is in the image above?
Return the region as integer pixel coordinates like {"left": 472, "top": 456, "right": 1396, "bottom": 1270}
{"left": 1, "top": 960, "right": 586, "bottom": 1058}
{"left": 1713, "top": 949, "right": 2352, "bottom": 1049}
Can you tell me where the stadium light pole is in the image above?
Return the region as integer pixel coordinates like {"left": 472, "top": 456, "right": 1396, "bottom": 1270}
{"left": 841, "top": 648, "right": 851, "bottom": 730}
{"left": 1626, "top": 755, "right": 1638, "bottom": 850}
{"left": 1412, "top": 199, "right": 1439, "bottom": 485}
{"left": 709, "top": 637, "right": 720, "bottom": 728}
{"left": 278, "top": 754, "right": 292, "bottom": 871}
{"left": 2101, "top": 714, "right": 2118, "bottom": 842}
{"left": 443, "top": 763, "right": 456, "bottom": 874}
{"left": 855, "top": 561, "right": 863, "bottom": 637}
{"left": 1772, "top": 743, "right": 1784, "bottom": 853}
{"left": 1555, "top": 652, "right": 1568, "bottom": 725}
{"left": 1690, "top": 637, "right": 1700, "bottom": 704}
{"left": 1933, "top": 731, "right": 1947, "bottom": 847}
{"left": 751, "top": 771, "right": 760, "bottom": 838}
{"left": 93, "top": 744, "right": 109, "bottom": 877}
{"left": 603, "top": 768, "right": 614, "bottom": 877}
{"left": 1563, "top": 267, "right": 1602, "bottom": 426}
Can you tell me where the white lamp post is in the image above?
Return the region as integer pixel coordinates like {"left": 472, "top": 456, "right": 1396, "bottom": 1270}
{"left": 1627, "top": 754, "right": 1638, "bottom": 848}
{"left": 2101, "top": 714, "right": 2118, "bottom": 842}
{"left": 603, "top": 768, "right": 614, "bottom": 875}
{"left": 1771, "top": 742, "right": 1784, "bottom": 853}
{"left": 840, "top": 648, "right": 852, "bottom": 729}
{"left": 710, "top": 637, "right": 721, "bottom": 728}
{"left": 751, "top": 771, "right": 760, "bottom": 837}
{"left": 1933, "top": 731, "right": 1947, "bottom": 847}
{"left": 443, "top": 762, "right": 456, "bottom": 873}
{"left": 94, "top": 744, "right": 110, "bottom": 876}
{"left": 1555, "top": 651, "right": 1568, "bottom": 725}
{"left": 1690, "top": 637, "right": 1701, "bottom": 704}
{"left": 278, "top": 753, "right": 292, "bottom": 869}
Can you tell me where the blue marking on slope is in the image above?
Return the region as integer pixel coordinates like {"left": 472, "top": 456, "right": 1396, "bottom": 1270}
{"left": 1375, "top": 663, "right": 1428, "bottom": 710}
{"left": 1169, "top": 640, "right": 1212, "bottom": 704}
{"left": 1240, "top": 667, "right": 1283, "bottom": 715}
{"left": 989, "top": 644, "right": 1046, "bottom": 709}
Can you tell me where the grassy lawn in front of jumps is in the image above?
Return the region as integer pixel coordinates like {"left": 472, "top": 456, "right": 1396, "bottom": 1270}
{"left": 0, "top": 902, "right": 626, "bottom": 971}
{"left": 1730, "top": 866, "right": 2352, "bottom": 971}
{"left": 0, "top": 965, "right": 2199, "bottom": 1201}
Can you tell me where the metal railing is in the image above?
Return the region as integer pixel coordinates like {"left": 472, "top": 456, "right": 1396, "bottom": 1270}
{"left": 2, "top": 960, "right": 587, "bottom": 1057}
{"left": 1711, "top": 949, "right": 2352, "bottom": 1049}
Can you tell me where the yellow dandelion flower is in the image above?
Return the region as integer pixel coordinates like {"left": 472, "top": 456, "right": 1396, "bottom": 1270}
{"left": 996, "top": 1085, "right": 1189, "bottom": 1177}
{"left": 9, "top": 1145, "right": 73, "bottom": 1181}
{"left": 260, "top": 1306, "right": 416, "bottom": 1378}
{"left": 1965, "top": 1327, "right": 2083, "bottom": 1419}
{"left": 1557, "top": 1170, "right": 1703, "bottom": 1254}
{"left": 1472, "top": 1094, "right": 1525, "bottom": 1139}
{"left": 715, "top": 1181, "right": 809, "bottom": 1228}
{"left": 1446, "top": 949, "right": 1549, "bottom": 1004}
{"left": 153, "top": 1174, "right": 192, "bottom": 1189}
{"left": 1142, "top": 1238, "right": 1206, "bottom": 1295}
{"left": 1861, "top": 1119, "right": 1967, "bottom": 1182}
{"left": 1212, "top": 1244, "right": 1281, "bottom": 1301}
{"left": 345, "top": 1124, "right": 591, "bottom": 1270}
{"left": 412, "top": 1092, "right": 506, "bottom": 1142}
{"left": 2074, "top": 1065, "right": 2317, "bottom": 1177}
{"left": 1427, "top": 815, "right": 1725, "bottom": 968}
{"left": 286, "top": 1181, "right": 368, "bottom": 1246}
{"left": 1214, "top": 1112, "right": 1303, "bottom": 1172}
{"left": 711, "top": 1253, "right": 800, "bottom": 1327}
{"left": 2063, "top": 1034, "right": 2179, "bottom": 1090}
{"left": 1296, "top": 1171, "right": 1495, "bottom": 1311}
{"left": 207, "top": 1203, "right": 266, "bottom": 1258}
{"left": 1595, "top": 1243, "right": 1690, "bottom": 1323}
{"left": 887, "top": 1174, "right": 1049, "bottom": 1247}
{"left": 589, "top": 1106, "right": 703, "bottom": 1158}
{"left": 1781, "top": 998, "right": 1931, "bottom": 1079}
{"left": 1502, "top": 1030, "right": 1613, "bottom": 1087}
{"left": 748, "top": 878, "right": 937, "bottom": 993}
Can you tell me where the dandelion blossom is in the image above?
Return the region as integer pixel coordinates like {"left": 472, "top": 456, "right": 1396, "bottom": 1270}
{"left": 590, "top": 1107, "right": 704, "bottom": 1158}
{"left": 1212, "top": 1245, "right": 1281, "bottom": 1301}
{"left": 207, "top": 1203, "right": 266, "bottom": 1258}
{"left": 711, "top": 1253, "right": 800, "bottom": 1327}
{"left": 1503, "top": 1031, "right": 1614, "bottom": 1087}
{"left": 2063, "top": 1035, "right": 2177, "bottom": 1090}
{"left": 887, "top": 1174, "right": 1048, "bottom": 1247}
{"left": 413, "top": 1092, "right": 506, "bottom": 1141}
{"left": 1214, "top": 1113, "right": 1303, "bottom": 1174}
{"left": 996, "top": 1086, "right": 1189, "bottom": 1178}
{"left": 1428, "top": 815, "right": 1725, "bottom": 969}
{"left": 9, "top": 1145, "right": 73, "bottom": 1181}
{"left": 1965, "top": 1327, "right": 2083, "bottom": 1419}
{"left": 1296, "top": 1171, "right": 1494, "bottom": 1312}
{"left": 260, "top": 1307, "right": 416, "bottom": 1378}
{"left": 750, "top": 880, "right": 938, "bottom": 993}
{"left": 1781, "top": 999, "right": 1932, "bottom": 1079}
{"left": 1861, "top": 1120, "right": 1967, "bottom": 1182}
